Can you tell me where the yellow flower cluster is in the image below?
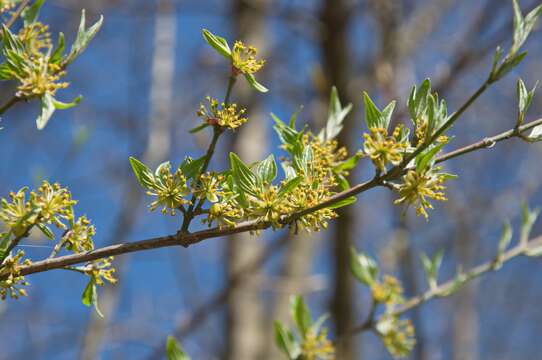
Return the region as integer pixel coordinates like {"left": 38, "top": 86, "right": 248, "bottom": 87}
{"left": 64, "top": 215, "right": 96, "bottom": 253}
{"left": 84, "top": 257, "right": 117, "bottom": 286}
{"left": 18, "top": 22, "right": 52, "bottom": 56}
{"left": 0, "top": 0, "right": 16, "bottom": 14}
{"left": 394, "top": 168, "right": 448, "bottom": 219}
{"left": 371, "top": 275, "right": 404, "bottom": 306}
{"left": 192, "top": 172, "right": 224, "bottom": 203}
{"left": 197, "top": 97, "right": 247, "bottom": 130}
{"left": 14, "top": 56, "right": 68, "bottom": 97}
{"left": 0, "top": 187, "right": 35, "bottom": 237}
{"left": 378, "top": 315, "right": 416, "bottom": 359}
{"left": 231, "top": 41, "right": 265, "bottom": 74}
{"left": 301, "top": 328, "right": 335, "bottom": 360}
{"left": 413, "top": 118, "right": 448, "bottom": 147}
{"left": 363, "top": 126, "right": 409, "bottom": 172}
{"left": 0, "top": 250, "right": 31, "bottom": 300}
{"left": 147, "top": 163, "right": 191, "bottom": 215}
{"left": 31, "top": 181, "right": 75, "bottom": 229}
{"left": 207, "top": 201, "right": 243, "bottom": 228}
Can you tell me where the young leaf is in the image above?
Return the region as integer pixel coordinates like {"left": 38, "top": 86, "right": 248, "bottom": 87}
{"left": 166, "top": 336, "right": 191, "bottom": 360}
{"left": 349, "top": 247, "right": 379, "bottom": 286}
{"left": 81, "top": 279, "right": 103, "bottom": 317}
{"left": 202, "top": 29, "right": 231, "bottom": 59}
{"left": 274, "top": 321, "right": 300, "bottom": 360}
{"left": 229, "top": 152, "right": 258, "bottom": 196}
{"left": 278, "top": 176, "right": 303, "bottom": 198}
{"left": 50, "top": 32, "right": 66, "bottom": 64}
{"left": 326, "top": 196, "right": 356, "bottom": 210}
{"left": 520, "top": 203, "right": 540, "bottom": 244}
{"left": 65, "top": 10, "right": 104, "bottom": 65}
{"left": 516, "top": 78, "right": 538, "bottom": 125}
{"left": 37, "top": 223, "right": 54, "bottom": 240}
{"left": 318, "top": 86, "right": 353, "bottom": 141}
{"left": 255, "top": 154, "right": 277, "bottom": 185}
{"left": 36, "top": 93, "right": 56, "bottom": 130}
{"left": 189, "top": 123, "right": 210, "bottom": 134}
{"left": 22, "top": 0, "right": 45, "bottom": 26}
{"left": 290, "top": 296, "right": 312, "bottom": 338}
{"left": 244, "top": 73, "right": 268, "bottom": 93}
{"left": 52, "top": 96, "right": 82, "bottom": 110}
{"left": 129, "top": 157, "right": 155, "bottom": 189}
{"left": 415, "top": 141, "right": 448, "bottom": 173}
{"left": 180, "top": 156, "right": 206, "bottom": 180}
{"left": 420, "top": 249, "right": 443, "bottom": 289}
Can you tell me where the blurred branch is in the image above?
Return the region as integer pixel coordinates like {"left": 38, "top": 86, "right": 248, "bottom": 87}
{"left": 349, "top": 233, "right": 542, "bottom": 336}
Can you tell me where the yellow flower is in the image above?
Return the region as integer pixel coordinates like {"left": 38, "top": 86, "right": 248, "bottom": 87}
{"left": 206, "top": 201, "right": 243, "bottom": 228}
{"left": 197, "top": 97, "right": 247, "bottom": 130}
{"left": 363, "top": 126, "right": 409, "bottom": 172}
{"left": 377, "top": 315, "right": 416, "bottom": 359}
{"left": 371, "top": 275, "right": 404, "bottom": 306}
{"left": 0, "top": 250, "right": 32, "bottom": 300}
{"left": 0, "top": 188, "right": 36, "bottom": 237}
{"left": 84, "top": 257, "right": 117, "bottom": 286}
{"left": 231, "top": 41, "right": 265, "bottom": 74}
{"left": 394, "top": 168, "right": 449, "bottom": 219}
{"left": 147, "top": 163, "right": 191, "bottom": 215}
{"left": 63, "top": 215, "right": 96, "bottom": 253}
{"left": 18, "top": 22, "right": 52, "bottom": 56}
{"left": 191, "top": 172, "right": 224, "bottom": 203}
{"left": 31, "top": 181, "right": 76, "bottom": 229}
{"left": 15, "top": 56, "right": 69, "bottom": 97}
{"left": 301, "top": 328, "right": 335, "bottom": 360}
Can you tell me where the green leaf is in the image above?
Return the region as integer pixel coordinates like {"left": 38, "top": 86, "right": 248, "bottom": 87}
{"left": 244, "top": 73, "right": 268, "bottom": 93}
{"left": 65, "top": 10, "right": 104, "bottom": 65}
{"left": 516, "top": 78, "right": 538, "bottom": 125}
{"left": 22, "top": 0, "right": 46, "bottom": 26}
{"left": 334, "top": 153, "right": 362, "bottom": 173}
{"left": 166, "top": 336, "right": 191, "bottom": 360}
{"left": 408, "top": 79, "right": 431, "bottom": 121}
{"left": 498, "top": 221, "right": 513, "bottom": 255}
{"left": 274, "top": 321, "right": 300, "bottom": 360}
{"left": 528, "top": 124, "right": 542, "bottom": 141}
{"left": 415, "top": 140, "right": 448, "bottom": 173}
{"left": 129, "top": 157, "right": 155, "bottom": 189}
{"left": 201, "top": 28, "right": 231, "bottom": 59}
{"left": 50, "top": 32, "right": 65, "bottom": 64}
{"left": 37, "top": 223, "right": 54, "bottom": 240}
{"left": 520, "top": 203, "right": 540, "bottom": 244}
{"left": 318, "top": 86, "right": 352, "bottom": 141}
{"left": 290, "top": 295, "right": 312, "bottom": 338}
{"left": 327, "top": 196, "right": 356, "bottom": 210}
{"left": 52, "top": 95, "right": 82, "bottom": 110}
{"left": 36, "top": 93, "right": 56, "bottom": 130}
{"left": 363, "top": 92, "right": 383, "bottom": 129}
{"left": 229, "top": 152, "right": 258, "bottom": 196}
{"left": 349, "top": 247, "right": 378, "bottom": 286}
{"left": 255, "top": 154, "right": 277, "bottom": 185}
{"left": 278, "top": 176, "right": 303, "bottom": 198}
{"left": 81, "top": 279, "right": 103, "bottom": 317}
{"left": 179, "top": 156, "right": 206, "bottom": 180}
{"left": 420, "top": 249, "right": 443, "bottom": 289}
{"left": 189, "top": 122, "right": 210, "bottom": 134}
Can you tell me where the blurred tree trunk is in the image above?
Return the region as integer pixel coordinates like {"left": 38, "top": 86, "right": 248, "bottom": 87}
{"left": 451, "top": 209, "right": 479, "bottom": 360}
{"left": 225, "top": 1, "right": 270, "bottom": 359}
{"left": 79, "top": 1, "right": 176, "bottom": 358}
{"left": 318, "top": 0, "right": 357, "bottom": 358}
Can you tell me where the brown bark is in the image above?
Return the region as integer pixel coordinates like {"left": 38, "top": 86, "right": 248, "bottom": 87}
{"left": 318, "top": 0, "right": 357, "bottom": 358}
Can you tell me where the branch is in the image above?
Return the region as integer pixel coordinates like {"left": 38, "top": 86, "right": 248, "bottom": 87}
{"left": 4, "top": 0, "right": 30, "bottom": 29}
{"left": 346, "top": 234, "right": 542, "bottom": 337}
{"left": 4, "top": 115, "right": 542, "bottom": 280}
{"left": 391, "top": 234, "right": 542, "bottom": 317}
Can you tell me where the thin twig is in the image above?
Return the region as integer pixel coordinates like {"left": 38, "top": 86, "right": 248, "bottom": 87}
{"left": 4, "top": 0, "right": 30, "bottom": 29}
{"left": 348, "top": 235, "right": 542, "bottom": 336}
